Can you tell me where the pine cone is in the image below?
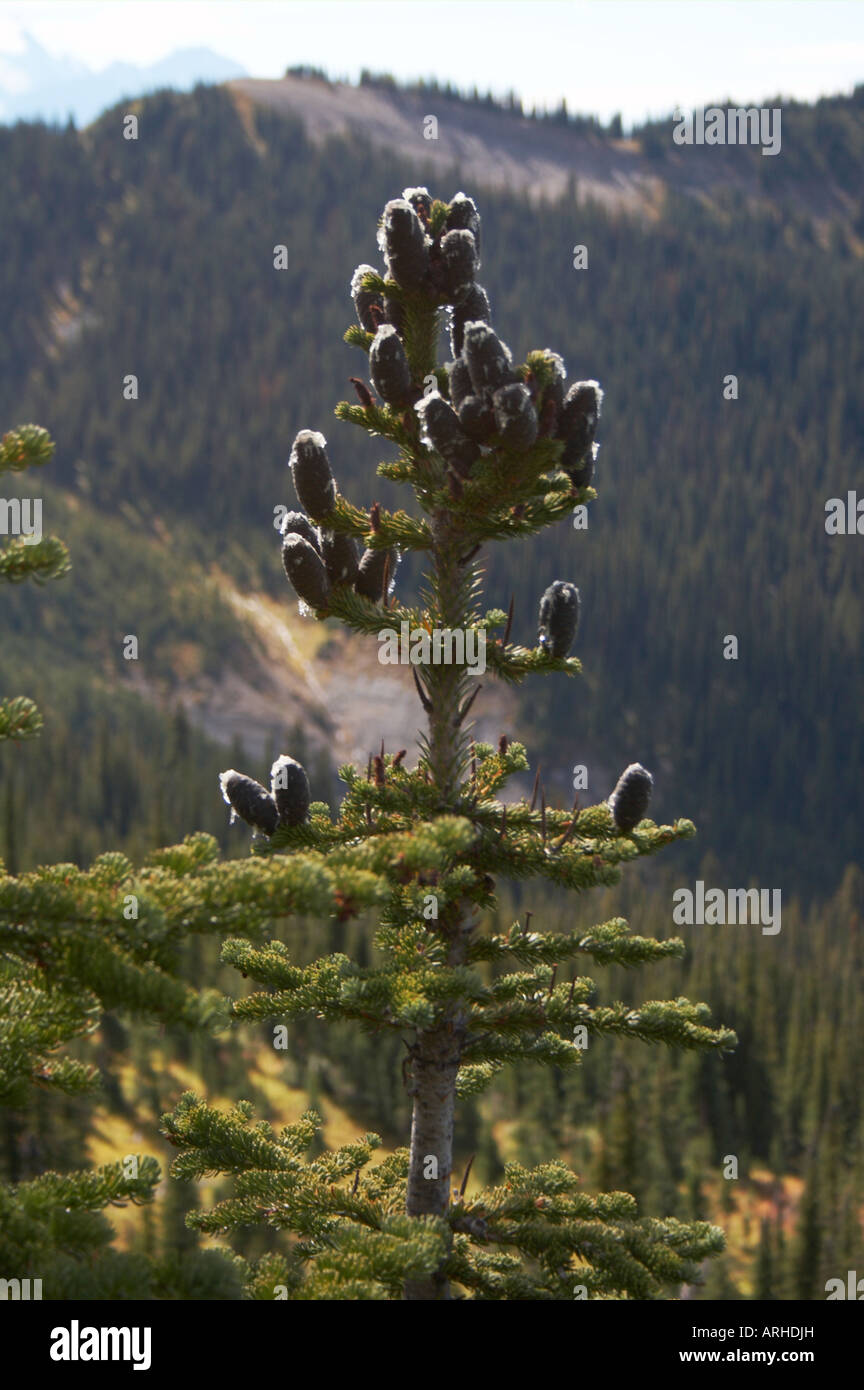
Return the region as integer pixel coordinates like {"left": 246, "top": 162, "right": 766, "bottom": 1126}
{"left": 492, "top": 382, "right": 539, "bottom": 452}
{"left": 403, "top": 186, "right": 432, "bottom": 222}
{"left": 608, "top": 764, "right": 653, "bottom": 833}
{"left": 350, "top": 264, "right": 384, "bottom": 333}
{"left": 445, "top": 192, "right": 481, "bottom": 252}
{"left": 567, "top": 442, "right": 598, "bottom": 490}
{"left": 559, "top": 381, "right": 603, "bottom": 480}
{"left": 543, "top": 352, "right": 567, "bottom": 413}
{"left": 279, "top": 509, "right": 321, "bottom": 552}
{"left": 369, "top": 324, "right": 412, "bottom": 405}
{"left": 290, "top": 430, "right": 336, "bottom": 521}
{"left": 462, "top": 322, "right": 516, "bottom": 394}
{"left": 416, "top": 391, "right": 480, "bottom": 475}
{"left": 270, "top": 755, "right": 311, "bottom": 826}
{"left": 383, "top": 295, "right": 406, "bottom": 333}
{"left": 356, "top": 546, "right": 395, "bottom": 602}
{"left": 537, "top": 580, "right": 580, "bottom": 657}
{"left": 377, "top": 199, "right": 429, "bottom": 290}
{"left": 318, "top": 528, "right": 360, "bottom": 587}
{"left": 449, "top": 284, "right": 491, "bottom": 357}
{"left": 447, "top": 358, "right": 473, "bottom": 411}
{"left": 219, "top": 770, "right": 279, "bottom": 835}
{"left": 282, "top": 534, "right": 331, "bottom": 609}
{"left": 458, "top": 394, "right": 497, "bottom": 443}
{"left": 439, "top": 229, "right": 479, "bottom": 297}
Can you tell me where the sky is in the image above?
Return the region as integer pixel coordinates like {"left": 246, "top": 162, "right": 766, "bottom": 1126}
{"left": 0, "top": 0, "right": 863, "bottom": 126}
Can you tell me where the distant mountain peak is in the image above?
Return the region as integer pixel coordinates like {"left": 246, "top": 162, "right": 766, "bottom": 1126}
{"left": 0, "top": 31, "right": 246, "bottom": 125}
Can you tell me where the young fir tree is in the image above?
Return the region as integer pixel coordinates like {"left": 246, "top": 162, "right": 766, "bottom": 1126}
{"left": 161, "top": 188, "right": 737, "bottom": 1301}
{"left": 0, "top": 425, "right": 248, "bottom": 1297}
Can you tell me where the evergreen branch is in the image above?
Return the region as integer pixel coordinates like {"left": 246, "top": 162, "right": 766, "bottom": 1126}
{"left": 323, "top": 585, "right": 420, "bottom": 634}
{"left": 441, "top": 1162, "right": 726, "bottom": 1300}
{"left": 0, "top": 968, "right": 100, "bottom": 1105}
{"left": 334, "top": 400, "right": 419, "bottom": 453}
{"left": 160, "top": 1096, "right": 451, "bottom": 1298}
{"left": 483, "top": 640, "right": 582, "bottom": 684}
{"left": 0, "top": 424, "right": 54, "bottom": 473}
{"left": 19, "top": 1157, "right": 162, "bottom": 1213}
{"left": 448, "top": 439, "right": 569, "bottom": 527}
{"left": 326, "top": 493, "right": 433, "bottom": 550}
{"left": 0, "top": 695, "right": 43, "bottom": 743}
{"left": 344, "top": 324, "right": 374, "bottom": 351}
{"left": 465, "top": 917, "right": 687, "bottom": 969}
{"left": 0, "top": 535, "right": 70, "bottom": 584}
{"left": 510, "top": 484, "right": 597, "bottom": 535}
{"left": 468, "top": 817, "right": 696, "bottom": 890}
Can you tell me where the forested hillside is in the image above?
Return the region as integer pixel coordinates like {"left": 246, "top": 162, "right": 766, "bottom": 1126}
{"left": 1, "top": 82, "right": 861, "bottom": 894}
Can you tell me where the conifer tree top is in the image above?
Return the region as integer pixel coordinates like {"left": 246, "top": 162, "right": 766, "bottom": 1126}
{"left": 192, "top": 185, "right": 736, "bottom": 1300}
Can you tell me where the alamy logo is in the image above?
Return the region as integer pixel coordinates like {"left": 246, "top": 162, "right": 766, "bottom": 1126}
{"left": 672, "top": 881, "right": 781, "bottom": 935}
{"left": 0, "top": 1276, "right": 42, "bottom": 1299}
{"left": 378, "top": 621, "right": 486, "bottom": 676}
{"left": 673, "top": 106, "right": 781, "bottom": 157}
{"left": 50, "top": 1320, "right": 152, "bottom": 1371}
{"left": 0, "top": 497, "right": 42, "bottom": 542}
{"left": 825, "top": 492, "right": 864, "bottom": 535}
{"left": 825, "top": 1271, "right": 864, "bottom": 1299}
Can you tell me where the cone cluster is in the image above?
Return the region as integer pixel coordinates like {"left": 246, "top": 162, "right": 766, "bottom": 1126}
{"left": 285, "top": 188, "right": 603, "bottom": 661}
{"left": 281, "top": 431, "right": 393, "bottom": 609}
{"left": 219, "top": 755, "right": 311, "bottom": 837}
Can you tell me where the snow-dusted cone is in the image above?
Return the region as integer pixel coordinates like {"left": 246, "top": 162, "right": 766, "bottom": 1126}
{"left": 318, "top": 528, "right": 360, "bottom": 587}
{"left": 462, "top": 321, "right": 515, "bottom": 394}
{"left": 492, "top": 382, "right": 538, "bottom": 452}
{"left": 282, "top": 534, "right": 331, "bottom": 609}
{"left": 219, "top": 770, "right": 279, "bottom": 836}
{"left": 568, "top": 442, "right": 598, "bottom": 490}
{"left": 350, "top": 264, "right": 384, "bottom": 333}
{"left": 369, "top": 324, "right": 412, "bottom": 405}
{"left": 403, "top": 186, "right": 432, "bottom": 221}
{"left": 378, "top": 198, "right": 429, "bottom": 290}
{"left": 355, "top": 546, "right": 394, "bottom": 602}
{"left": 449, "top": 283, "right": 490, "bottom": 357}
{"left": 447, "top": 357, "right": 473, "bottom": 411}
{"left": 543, "top": 352, "right": 567, "bottom": 413}
{"left": 609, "top": 763, "right": 653, "bottom": 832}
{"left": 560, "top": 381, "right": 603, "bottom": 482}
{"left": 270, "top": 754, "right": 311, "bottom": 826}
{"left": 383, "top": 294, "right": 406, "bottom": 333}
{"left": 439, "top": 229, "right": 479, "bottom": 297}
{"left": 458, "top": 394, "right": 496, "bottom": 442}
{"left": 537, "top": 580, "right": 580, "bottom": 658}
{"left": 279, "top": 509, "right": 321, "bottom": 552}
{"left": 290, "top": 430, "right": 336, "bottom": 521}
{"left": 416, "top": 391, "right": 479, "bottom": 474}
{"left": 445, "top": 192, "right": 481, "bottom": 250}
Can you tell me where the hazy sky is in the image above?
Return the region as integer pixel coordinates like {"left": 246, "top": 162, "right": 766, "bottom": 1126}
{"left": 1, "top": 0, "right": 863, "bottom": 124}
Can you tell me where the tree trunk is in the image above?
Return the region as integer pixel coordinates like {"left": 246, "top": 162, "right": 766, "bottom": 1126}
{"left": 403, "top": 1017, "right": 462, "bottom": 1299}
{"left": 404, "top": 511, "right": 475, "bottom": 1300}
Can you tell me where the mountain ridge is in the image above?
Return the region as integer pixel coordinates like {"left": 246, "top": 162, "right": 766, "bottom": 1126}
{"left": 228, "top": 71, "right": 864, "bottom": 227}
